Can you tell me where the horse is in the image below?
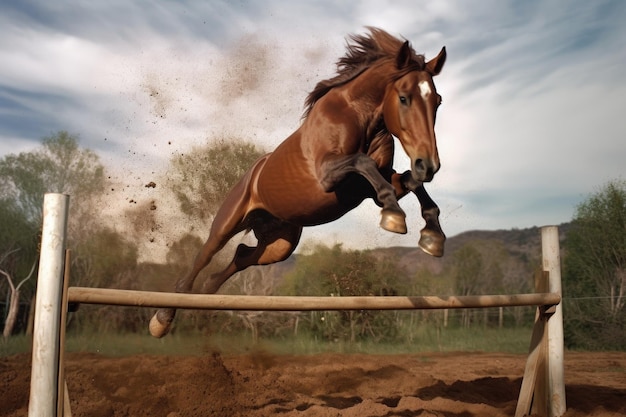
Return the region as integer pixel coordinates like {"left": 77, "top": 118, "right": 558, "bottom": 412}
{"left": 149, "top": 27, "right": 447, "bottom": 338}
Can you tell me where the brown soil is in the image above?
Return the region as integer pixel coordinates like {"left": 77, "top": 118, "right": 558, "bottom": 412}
{"left": 2, "top": 351, "right": 625, "bottom": 416}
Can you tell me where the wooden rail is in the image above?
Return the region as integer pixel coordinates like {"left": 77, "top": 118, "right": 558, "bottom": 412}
{"left": 68, "top": 287, "right": 561, "bottom": 311}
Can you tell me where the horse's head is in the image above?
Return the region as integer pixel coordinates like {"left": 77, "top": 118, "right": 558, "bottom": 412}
{"left": 383, "top": 44, "right": 446, "bottom": 183}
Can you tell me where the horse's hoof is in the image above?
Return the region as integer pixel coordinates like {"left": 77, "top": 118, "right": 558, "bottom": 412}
{"left": 380, "top": 210, "right": 407, "bottom": 234}
{"left": 418, "top": 229, "right": 445, "bottom": 257}
{"left": 149, "top": 313, "right": 172, "bottom": 338}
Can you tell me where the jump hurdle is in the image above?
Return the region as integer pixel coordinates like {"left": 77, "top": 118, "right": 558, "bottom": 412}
{"left": 28, "top": 193, "right": 567, "bottom": 417}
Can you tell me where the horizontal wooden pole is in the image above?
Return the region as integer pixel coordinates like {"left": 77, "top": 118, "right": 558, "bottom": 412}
{"left": 68, "top": 287, "right": 561, "bottom": 311}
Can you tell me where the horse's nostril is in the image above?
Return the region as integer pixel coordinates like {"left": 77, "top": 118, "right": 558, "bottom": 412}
{"left": 413, "top": 159, "right": 436, "bottom": 182}
{"left": 414, "top": 159, "right": 426, "bottom": 175}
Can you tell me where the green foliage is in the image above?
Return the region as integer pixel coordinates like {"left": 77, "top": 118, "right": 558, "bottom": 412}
{"left": 564, "top": 179, "right": 626, "bottom": 349}
{"left": 411, "top": 267, "right": 452, "bottom": 295}
{"left": 71, "top": 227, "right": 139, "bottom": 288}
{"left": 280, "top": 244, "right": 411, "bottom": 342}
{"left": 0, "top": 130, "right": 109, "bottom": 283}
{"left": 447, "top": 240, "right": 514, "bottom": 296}
{"left": 449, "top": 244, "right": 483, "bottom": 296}
{"left": 168, "top": 139, "right": 265, "bottom": 222}
{"left": 282, "top": 244, "right": 408, "bottom": 297}
{"left": 0, "top": 326, "right": 534, "bottom": 357}
{"left": 0, "top": 131, "right": 104, "bottom": 224}
{"left": 0, "top": 199, "right": 39, "bottom": 282}
{"left": 0, "top": 132, "right": 139, "bottom": 336}
{"left": 0, "top": 132, "right": 110, "bottom": 328}
{"left": 67, "top": 227, "right": 145, "bottom": 333}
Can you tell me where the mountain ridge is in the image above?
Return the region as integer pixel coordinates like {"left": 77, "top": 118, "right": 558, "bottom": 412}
{"left": 217, "top": 222, "right": 572, "bottom": 294}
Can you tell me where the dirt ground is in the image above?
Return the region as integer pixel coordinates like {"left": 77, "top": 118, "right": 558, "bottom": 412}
{"left": 2, "top": 351, "right": 625, "bottom": 417}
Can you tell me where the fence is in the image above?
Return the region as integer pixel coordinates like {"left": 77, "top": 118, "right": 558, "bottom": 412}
{"left": 28, "top": 193, "right": 567, "bottom": 417}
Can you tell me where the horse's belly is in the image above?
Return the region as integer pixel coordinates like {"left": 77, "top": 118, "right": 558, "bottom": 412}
{"left": 266, "top": 187, "right": 347, "bottom": 226}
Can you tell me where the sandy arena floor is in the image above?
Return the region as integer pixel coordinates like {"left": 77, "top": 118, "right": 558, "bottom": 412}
{"left": 2, "top": 351, "right": 625, "bottom": 416}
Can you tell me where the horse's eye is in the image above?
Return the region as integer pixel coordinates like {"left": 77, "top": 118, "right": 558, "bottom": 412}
{"left": 399, "top": 96, "right": 408, "bottom": 105}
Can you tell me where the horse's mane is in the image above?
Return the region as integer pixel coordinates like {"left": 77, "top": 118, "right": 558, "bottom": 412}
{"left": 303, "top": 27, "right": 426, "bottom": 118}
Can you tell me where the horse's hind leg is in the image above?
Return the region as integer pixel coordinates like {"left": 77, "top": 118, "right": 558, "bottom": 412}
{"left": 149, "top": 180, "right": 253, "bottom": 338}
{"left": 149, "top": 233, "right": 234, "bottom": 338}
{"left": 149, "top": 232, "right": 228, "bottom": 338}
{"left": 149, "top": 211, "right": 302, "bottom": 338}
{"left": 200, "top": 215, "right": 302, "bottom": 294}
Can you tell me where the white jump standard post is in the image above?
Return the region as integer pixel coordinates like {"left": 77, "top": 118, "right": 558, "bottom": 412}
{"left": 28, "top": 193, "right": 69, "bottom": 417}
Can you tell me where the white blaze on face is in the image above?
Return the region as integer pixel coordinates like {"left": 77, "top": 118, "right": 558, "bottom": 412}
{"left": 418, "top": 81, "right": 432, "bottom": 100}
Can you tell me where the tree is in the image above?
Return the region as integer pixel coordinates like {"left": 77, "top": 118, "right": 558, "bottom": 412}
{"left": 0, "top": 132, "right": 108, "bottom": 335}
{"left": 450, "top": 244, "right": 483, "bottom": 297}
{"left": 66, "top": 227, "right": 145, "bottom": 333}
{"left": 167, "top": 139, "right": 265, "bottom": 223}
{"left": 0, "top": 198, "right": 40, "bottom": 337}
{"left": 0, "top": 199, "right": 39, "bottom": 280}
{"left": 282, "top": 244, "right": 409, "bottom": 342}
{"left": 1, "top": 249, "right": 37, "bottom": 338}
{"left": 448, "top": 244, "right": 483, "bottom": 328}
{"left": 564, "top": 179, "right": 626, "bottom": 349}
{"left": 0, "top": 131, "right": 104, "bottom": 226}
{"left": 71, "top": 228, "right": 139, "bottom": 288}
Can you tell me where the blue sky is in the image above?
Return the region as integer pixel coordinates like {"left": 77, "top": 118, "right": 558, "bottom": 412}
{"left": 0, "top": 1, "right": 624, "bottom": 255}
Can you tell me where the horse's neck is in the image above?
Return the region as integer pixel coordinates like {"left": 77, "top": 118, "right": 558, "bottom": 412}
{"left": 348, "top": 62, "right": 394, "bottom": 126}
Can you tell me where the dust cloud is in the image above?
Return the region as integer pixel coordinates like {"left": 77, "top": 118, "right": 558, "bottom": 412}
{"left": 98, "top": 32, "right": 339, "bottom": 263}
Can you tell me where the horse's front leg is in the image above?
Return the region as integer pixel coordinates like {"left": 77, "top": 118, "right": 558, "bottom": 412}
{"left": 319, "top": 153, "right": 407, "bottom": 234}
{"left": 395, "top": 171, "right": 446, "bottom": 257}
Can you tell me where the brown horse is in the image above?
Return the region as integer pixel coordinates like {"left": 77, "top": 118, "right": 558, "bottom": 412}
{"left": 150, "top": 27, "right": 447, "bottom": 338}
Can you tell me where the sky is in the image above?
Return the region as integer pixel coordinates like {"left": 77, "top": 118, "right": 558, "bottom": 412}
{"left": 0, "top": 1, "right": 624, "bottom": 258}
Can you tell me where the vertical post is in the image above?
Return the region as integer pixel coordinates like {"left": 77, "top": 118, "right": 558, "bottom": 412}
{"left": 57, "top": 250, "right": 72, "bottom": 417}
{"left": 516, "top": 226, "right": 567, "bottom": 417}
{"left": 516, "top": 270, "right": 548, "bottom": 417}
{"left": 541, "top": 226, "right": 566, "bottom": 416}
{"left": 29, "top": 193, "right": 69, "bottom": 417}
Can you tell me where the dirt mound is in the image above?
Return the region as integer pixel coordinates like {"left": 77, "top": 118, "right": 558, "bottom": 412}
{"left": 2, "top": 351, "right": 625, "bottom": 416}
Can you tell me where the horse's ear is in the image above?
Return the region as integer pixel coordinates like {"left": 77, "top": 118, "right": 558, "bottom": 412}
{"left": 396, "top": 40, "right": 413, "bottom": 69}
{"left": 425, "top": 46, "right": 446, "bottom": 76}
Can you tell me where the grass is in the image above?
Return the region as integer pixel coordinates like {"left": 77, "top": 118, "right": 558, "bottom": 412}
{"left": 1, "top": 326, "right": 533, "bottom": 358}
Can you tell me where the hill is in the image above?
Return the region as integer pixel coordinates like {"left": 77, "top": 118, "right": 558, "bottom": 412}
{"left": 221, "top": 223, "right": 571, "bottom": 295}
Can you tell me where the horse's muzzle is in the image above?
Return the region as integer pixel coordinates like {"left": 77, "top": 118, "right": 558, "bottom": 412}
{"left": 412, "top": 158, "right": 439, "bottom": 182}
